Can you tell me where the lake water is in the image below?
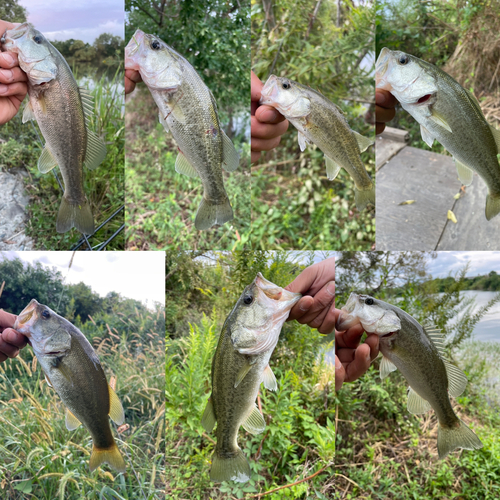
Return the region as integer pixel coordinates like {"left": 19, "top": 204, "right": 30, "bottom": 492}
{"left": 455, "top": 291, "right": 500, "bottom": 343}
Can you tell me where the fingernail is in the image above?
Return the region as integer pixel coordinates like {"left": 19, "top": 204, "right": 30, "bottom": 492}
{"left": 0, "top": 69, "right": 13, "bottom": 81}
{"left": 376, "top": 91, "right": 386, "bottom": 105}
{"left": 1, "top": 53, "right": 14, "bottom": 66}
{"left": 326, "top": 281, "right": 335, "bottom": 296}
{"left": 299, "top": 301, "right": 311, "bottom": 312}
{"left": 335, "top": 357, "right": 342, "bottom": 370}
{"left": 260, "top": 108, "right": 278, "bottom": 122}
{"left": 0, "top": 84, "right": 8, "bottom": 94}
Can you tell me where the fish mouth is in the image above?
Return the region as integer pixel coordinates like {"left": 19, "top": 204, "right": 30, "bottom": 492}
{"left": 259, "top": 74, "right": 278, "bottom": 106}
{"left": 375, "top": 48, "right": 391, "bottom": 88}
{"left": 14, "top": 299, "right": 39, "bottom": 334}
{"left": 3, "top": 22, "right": 29, "bottom": 47}
{"left": 125, "top": 29, "right": 145, "bottom": 62}
{"left": 380, "top": 330, "right": 397, "bottom": 338}
{"left": 255, "top": 272, "right": 301, "bottom": 305}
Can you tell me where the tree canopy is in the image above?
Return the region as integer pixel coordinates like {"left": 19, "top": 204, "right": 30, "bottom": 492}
{"left": 0, "top": 0, "right": 27, "bottom": 23}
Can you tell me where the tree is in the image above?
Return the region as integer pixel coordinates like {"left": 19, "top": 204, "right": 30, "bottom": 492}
{"left": 0, "top": 0, "right": 27, "bottom": 23}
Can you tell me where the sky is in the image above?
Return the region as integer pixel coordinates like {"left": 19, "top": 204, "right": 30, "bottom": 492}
{"left": 18, "top": 0, "right": 124, "bottom": 43}
{"left": 0, "top": 251, "right": 165, "bottom": 308}
{"left": 425, "top": 251, "right": 500, "bottom": 278}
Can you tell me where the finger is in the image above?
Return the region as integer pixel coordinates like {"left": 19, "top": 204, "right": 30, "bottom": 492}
{"left": 251, "top": 150, "right": 262, "bottom": 163}
{"left": 317, "top": 305, "right": 337, "bottom": 335}
{"left": 251, "top": 71, "right": 263, "bottom": 102}
{"left": 255, "top": 105, "right": 287, "bottom": 124}
{"left": 344, "top": 343, "right": 372, "bottom": 383}
{"left": 295, "top": 281, "right": 335, "bottom": 326}
{"left": 376, "top": 122, "right": 386, "bottom": 135}
{"left": 125, "top": 69, "right": 142, "bottom": 84}
{"left": 285, "top": 257, "right": 335, "bottom": 296}
{"left": 0, "top": 21, "right": 17, "bottom": 35}
{"left": 251, "top": 135, "right": 282, "bottom": 153}
{"left": 287, "top": 295, "right": 314, "bottom": 322}
{"left": 335, "top": 322, "right": 366, "bottom": 349}
{"left": 0, "top": 67, "right": 27, "bottom": 84}
{"left": 0, "top": 52, "right": 19, "bottom": 69}
{"left": 364, "top": 333, "right": 380, "bottom": 360}
{"left": 375, "top": 90, "right": 397, "bottom": 109}
{"left": 124, "top": 77, "right": 136, "bottom": 95}
{"left": 0, "top": 336, "right": 20, "bottom": 358}
{"left": 335, "top": 355, "right": 345, "bottom": 391}
{"left": 375, "top": 104, "right": 396, "bottom": 124}
{"left": 2, "top": 328, "right": 28, "bottom": 349}
{"left": 0, "top": 310, "right": 17, "bottom": 329}
{"left": 0, "top": 81, "right": 28, "bottom": 97}
{"left": 251, "top": 115, "right": 289, "bottom": 140}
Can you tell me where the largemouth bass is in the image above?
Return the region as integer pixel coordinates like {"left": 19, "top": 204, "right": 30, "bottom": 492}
{"left": 259, "top": 75, "right": 375, "bottom": 211}
{"left": 2, "top": 23, "right": 107, "bottom": 234}
{"left": 125, "top": 30, "right": 240, "bottom": 230}
{"left": 14, "top": 299, "right": 126, "bottom": 472}
{"left": 336, "top": 293, "right": 483, "bottom": 459}
{"left": 201, "top": 273, "right": 301, "bottom": 482}
{"left": 376, "top": 47, "right": 500, "bottom": 220}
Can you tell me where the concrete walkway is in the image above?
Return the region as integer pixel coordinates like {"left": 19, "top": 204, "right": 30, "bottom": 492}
{"left": 376, "top": 130, "right": 500, "bottom": 250}
{"left": 0, "top": 169, "right": 33, "bottom": 251}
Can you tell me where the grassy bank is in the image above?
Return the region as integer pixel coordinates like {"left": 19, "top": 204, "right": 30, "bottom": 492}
{"left": 0, "top": 69, "right": 125, "bottom": 250}
{"left": 0, "top": 306, "right": 165, "bottom": 499}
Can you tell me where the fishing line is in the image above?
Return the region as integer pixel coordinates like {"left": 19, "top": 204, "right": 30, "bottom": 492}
{"left": 56, "top": 251, "right": 76, "bottom": 312}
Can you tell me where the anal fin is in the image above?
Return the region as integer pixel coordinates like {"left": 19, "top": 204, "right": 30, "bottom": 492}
{"left": 108, "top": 384, "right": 124, "bottom": 425}
{"left": 241, "top": 404, "right": 266, "bottom": 434}
{"left": 65, "top": 408, "right": 82, "bottom": 431}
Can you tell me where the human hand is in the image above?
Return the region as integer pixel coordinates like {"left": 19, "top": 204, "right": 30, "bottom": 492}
{"left": 375, "top": 89, "right": 397, "bottom": 135}
{"left": 0, "top": 20, "right": 28, "bottom": 125}
{"left": 251, "top": 70, "right": 289, "bottom": 163}
{"left": 334, "top": 308, "right": 379, "bottom": 391}
{"left": 125, "top": 68, "right": 142, "bottom": 95}
{"left": 284, "top": 256, "right": 335, "bottom": 334}
{"left": 0, "top": 309, "right": 28, "bottom": 363}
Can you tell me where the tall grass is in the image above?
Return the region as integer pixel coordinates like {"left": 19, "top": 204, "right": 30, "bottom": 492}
{"left": 0, "top": 67, "right": 125, "bottom": 250}
{"left": 0, "top": 309, "right": 165, "bottom": 499}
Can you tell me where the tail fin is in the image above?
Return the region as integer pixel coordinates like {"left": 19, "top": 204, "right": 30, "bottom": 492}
{"left": 89, "top": 441, "right": 126, "bottom": 473}
{"left": 437, "top": 418, "right": 483, "bottom": 459}
{"left": 354, "top": 184, "right": 375, "bottom": 211}
{"left": 485, "top": 193, "right": 500, "bottom": 221}
{"left": 195, "top": 197, "right": 233, "bottom": 231}
{"left": 210, "top": 447, "right": 250, "bottom": 483}
{"left": 56, "top": 197, "right": 95, "bottom": 235}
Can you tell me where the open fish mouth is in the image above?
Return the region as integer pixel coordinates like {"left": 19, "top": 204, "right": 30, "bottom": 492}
{"left": 3, "top": 22, "right": 29, "bottom": 43}
{"left": 14, "top": 299, "right": 39, "bottom": 333}
{"left": 255, "top": 272, "right": 301, "bottom": 304}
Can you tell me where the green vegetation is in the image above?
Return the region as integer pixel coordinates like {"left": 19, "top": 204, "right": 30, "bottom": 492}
{"left": 0, "top": 68, "right": 125, "bottom": 250}
{"left": 125, "top": 0, "right": 250, "bottom": 250}
{"left": 166, "top": 251, "right": 334, "bottom": 498}
{"left": 252, "top": 0, "right": 375, "bottom": 250}
{"left": 376, "top": 0, "right": 500, "bottom": 151}
{"left": 335, "top": 252, "right": 500, "bottom": 499}
{"left": 431, "top": 271, "right": 500, "bottom": 292}
{"left": 0, "top": 258, "right": 165, "bottom": 499}
{"left": 0, "top": 0, "right": 26, "bottom": 23}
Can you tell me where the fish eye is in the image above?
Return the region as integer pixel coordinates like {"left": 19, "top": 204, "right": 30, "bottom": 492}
{"left": 151, "top": 40, "right": 160, "bottom": 50}
{"left": 365, "top": 298, "right": 374, "bottom": 305}
{"left": 398, "top": 54, "right": 409, "bottom": 65}
{"left": 42, "top": 310, "right": 51, "bottom": 319}
{"left": 33, "top": 35, "right": 43, "bottom": 44}
{"left": 282, "top": 81, "right": 291, "bottom": 90}
{"left": 243, "top": 294, "right": 254, "bottom": 305}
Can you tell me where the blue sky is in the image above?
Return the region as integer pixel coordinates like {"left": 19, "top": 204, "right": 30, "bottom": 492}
{"left": 17, "top": 0, "right": 124, "bottom": 43}
{"left": 0, "top": 251, "right": 165, "bottom": 307}
{"left": 425, "top": 252, "right": 500, "bottom": 278}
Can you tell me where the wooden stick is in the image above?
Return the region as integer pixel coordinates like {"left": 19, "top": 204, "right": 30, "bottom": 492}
{"left": 249, "top": 464, "right": 331, "bottom": 498}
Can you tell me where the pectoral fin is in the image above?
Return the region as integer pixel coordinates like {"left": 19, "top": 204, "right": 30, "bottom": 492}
{"left": 352, "top": 130, "right": 374, "bottom": 153}
{"left": 380, "top": 355, "right": 397, "bottom": 379}
{"left": 175, "top": 151, "right": 199, "bottom": 178}
{"left": 222, "top": 130, "right": 240, "bottom": 172}
{"left": 22, "top": 100, "right": 36, "bottom": 123}
{"left": 38, "top": 146, "right": 58, "bottom": 174}
{"left": 455, "top": 159, "right": 474, "bottom": 186}
{"left": 429, "top": 109, "right": 452, "bottom": 133}
{"left": 325, "top": 156, "right": 342, "bottom": 180}
{"left": 262, "top": 364, "right": 277, "bottom": 391}
{"left": 420, "top": 125, "right": 435, "bottom": 148}
{"left": 51, "top": 357, "right": 73, "bottom": 385}
{"left": 108, "top": 384, "right": 125, "bottom": 425}
{"left": 65, "top": 409, "right": 82, "bottom": 431}
{"left": 201, "top": 397, "right": 216, "bottom": 432}
{"left": 407, "top": 387, "right": 432, "bottom": 414}
{"left": 235, "top": 360, "right": 252, "bottom": 388}
{"left": 298, "top": 131, "right": 309, "bottom": 152}
{"left": 241, "top": 404, "right": 266, "bottom": 434}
